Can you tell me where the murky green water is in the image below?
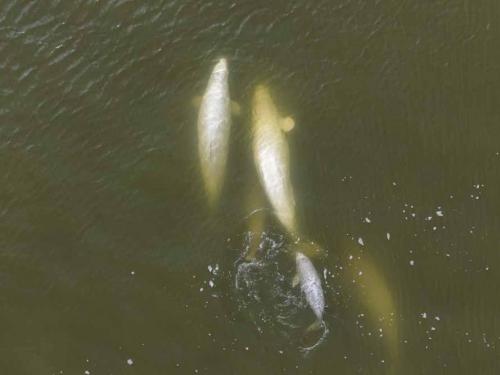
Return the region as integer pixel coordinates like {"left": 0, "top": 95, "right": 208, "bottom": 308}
{"left": 1, "top": 0, "right": 500, "bottom": 373}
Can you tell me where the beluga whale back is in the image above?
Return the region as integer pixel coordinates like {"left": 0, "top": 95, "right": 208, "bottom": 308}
{"left": 294, "top": 251, "right": 328, "bottom": 352}
{"left": 295, "top": 251, "right": 325, "bottom": 323}
{"left": 197, "top": 58, "right": 234, "bottom": 209}
{"left": 251, "top": 84, "right": 297, "bottom": 234}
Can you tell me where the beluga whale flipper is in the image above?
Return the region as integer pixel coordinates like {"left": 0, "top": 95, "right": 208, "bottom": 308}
{"left": 196, "top": 58, "right": 239, "bottom": 209}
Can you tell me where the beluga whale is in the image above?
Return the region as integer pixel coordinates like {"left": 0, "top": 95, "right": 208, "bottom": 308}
{"left": 294, "top": 252, "right": 325, "bottom": 327}
{"left": 196, "top": 58, "right": 239, "bottom": 209}
{"left": 251, "top": 84, "right": 296, "bottom": 234}
{"left": 251, "top": 84, "right": 323, "bottom": 259}
{"left": 293, "top": 251, "right": 328, "bottom": 352}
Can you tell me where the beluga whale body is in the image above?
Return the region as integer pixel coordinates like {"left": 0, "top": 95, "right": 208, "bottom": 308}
{"left": 294, "top": 251, "right": 325, "bottom": 323}
{"left": 251, "top": 84, "right": 296, "bottom": 234}
{"left": 294, "top": 251, "right": 328, "bottom": 352}
{"left": 251, "top": 84, "right": 324, "bottom": 259}
{"left": 197, "top": 58, "right": 238, "bottom": 208}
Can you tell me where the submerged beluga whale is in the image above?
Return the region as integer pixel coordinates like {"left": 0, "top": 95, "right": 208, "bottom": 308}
{"left": 197, "top": 58, "right": 238, "bottom": 208}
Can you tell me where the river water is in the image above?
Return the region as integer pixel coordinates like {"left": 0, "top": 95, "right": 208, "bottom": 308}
{"left": 1, "top": 0, "right": 499, "bottom": 374}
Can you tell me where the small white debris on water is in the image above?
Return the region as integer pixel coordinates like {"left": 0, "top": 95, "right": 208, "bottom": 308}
{"left": 409, "top": 260, "right": 415, "bottom": 266}
{"left": 127, "top": 358, "right": 133, "bottom": 366}
{"left": 245, "top": 347, "right": 249, "bottom": 351}
{"left": 433, "top": 226, "right": 437, "bottom": 231}
{"left": 130, "top": 271, "right": 135, "bottom": 275}
{"left": 207, "top": 264, "right": 219, "bottom": 275}
{"left": 364, "top": 217, "right": 371, "bottom": 223}
{"left": 386, "top": 232, "right": 390, "bottom": 240}
{"left": 485, "top": 266, "right": 489, "bottom": 271}
{"left": 199, "top": 287, "right": 204, "bottom": 292}
{"left": 358, "top": 271, "right": 363, "bottom": 276}
{"left": 435, "top": 316, "right": 440, "bottom": 321}
{"left": 392, "top": 181, "right": 397, "bottom": 186}
{"left": 358, "top": 237, "right": 364, "bottom": 246}
{"left": 436, "top": 210, "right": 444, "bottom": 216}
{"left": 421, "top": 312, "right": 427, "bottom": 319}
{"left": 278, "top": 350, "right": 284, "bottom": 354}
{"left": 84, "top": 371, "right": 90, "bottom": 375}
{"left": 425, "top": 216, "right": 432, "bottom": 221}
{"left": 349, "top": 255, "right": 353, "bottom": 260}
{"left": 430, "top": 327, "right": 436, "bottom": 331}
{"left": 208, "top": 280, "right": 214, "bottom": 288}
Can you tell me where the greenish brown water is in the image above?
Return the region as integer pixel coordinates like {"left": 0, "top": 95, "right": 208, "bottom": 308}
{"left": 1, "top": 0, "right": 500, "bottom": 374}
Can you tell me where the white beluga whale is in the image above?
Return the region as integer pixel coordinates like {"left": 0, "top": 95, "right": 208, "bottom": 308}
{"left": 196, "top": 58, "right": 239, "bottom": 208}
{"left": 251, "top": 84, "right": 324, "bottom": 259}
{"left": 251, "top": 84, "right": 296, "bottom": 233}
{"left": 294, "top": 251, "right": 325, "bottom": 325}
{"left": 294, "top": 251, "right": 328, "bottom": 352}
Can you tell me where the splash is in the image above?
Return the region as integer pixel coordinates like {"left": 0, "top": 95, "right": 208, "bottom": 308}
{"left": 231, "top": 229, "right": 329, "bottom": 353}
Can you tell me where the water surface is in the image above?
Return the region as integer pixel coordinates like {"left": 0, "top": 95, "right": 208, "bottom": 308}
{"left": 1, "top": 0, "right": 499, "bottom": 373}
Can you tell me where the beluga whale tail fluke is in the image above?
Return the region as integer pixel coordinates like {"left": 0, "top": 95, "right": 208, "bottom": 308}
{"left": 196, "top": 57, "right": 239, "bottom": 209}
